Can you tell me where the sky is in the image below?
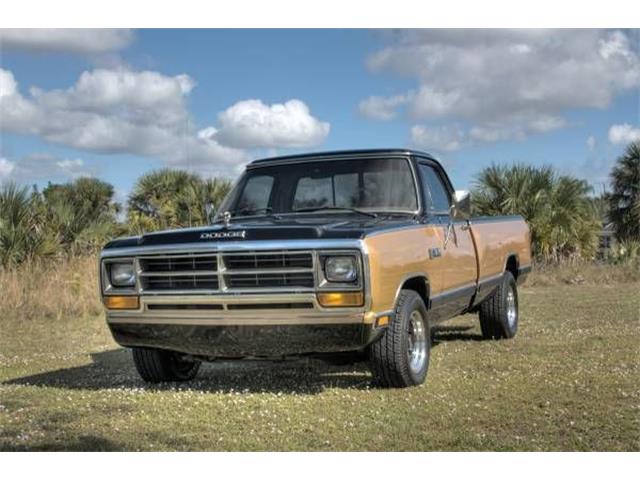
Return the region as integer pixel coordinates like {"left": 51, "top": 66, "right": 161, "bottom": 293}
{"left": 1, "top": 28, "right": 639, "bottom": 204}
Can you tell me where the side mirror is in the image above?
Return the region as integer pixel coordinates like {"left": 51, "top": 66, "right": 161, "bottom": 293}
{"left": 204, "top": 202, "right": 217, "bottom": 224}
{"left": 452, "top": 190, "right": 471, "bottom": 220}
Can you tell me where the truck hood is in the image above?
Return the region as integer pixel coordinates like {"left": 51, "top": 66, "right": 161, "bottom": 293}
{"left": 103, "top": 216, "right": 418, "bottom": 250}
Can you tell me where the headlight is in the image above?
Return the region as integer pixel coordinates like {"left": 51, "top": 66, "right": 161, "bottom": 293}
{"left": 109, "top": 262, "right": 136, "bottom": 287}
{"left": 324, "top": 256, "right": 357, "bottom": 283}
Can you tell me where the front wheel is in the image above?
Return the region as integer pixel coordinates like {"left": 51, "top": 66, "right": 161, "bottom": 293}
{"left": 132, "top": 347, "right": 201, "bottom": 382}
{"left": 369, "top": 290, "right": 431, "bottom": 388}
{"left": 479, "top": 271, "right": 519, "bottom": 339}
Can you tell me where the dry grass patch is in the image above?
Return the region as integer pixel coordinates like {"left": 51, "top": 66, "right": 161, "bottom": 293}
{"left": 525, "top": 260, "right": 640, "bottom": 286}
{"left": 0, "top": 255, "right": 102, "bottom": 321}
{"left": 0, "top": 281, "right": 638, "bottom": 451}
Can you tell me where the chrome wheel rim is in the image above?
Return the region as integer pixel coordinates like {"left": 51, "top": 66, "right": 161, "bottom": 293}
{"left": 407, "top": 310, "right": 427, "bottom": 374}
{"left": 506, "top": 287, "right": 517, "bottom": 329}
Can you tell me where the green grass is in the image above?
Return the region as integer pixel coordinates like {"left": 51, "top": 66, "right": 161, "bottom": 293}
{"left": 1, "top": 284, "right": 638, "bottom": 451}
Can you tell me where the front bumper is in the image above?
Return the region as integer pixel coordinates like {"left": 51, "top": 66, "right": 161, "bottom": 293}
{"left": 106, "top": 293, "right": 385, "bottom": 357}
{"left": 110, "top": 323, "right": 370, "bottom": 358}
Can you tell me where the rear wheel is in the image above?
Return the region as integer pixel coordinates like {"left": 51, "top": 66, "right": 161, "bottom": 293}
{"left": 479, "top": 271, "right": 519, "bottom": 339}
{"left": 369, "top": 290, "right": 430, "bottom": 388}
{"left": 132, "top": 347, "right": 201, "bottom": 382}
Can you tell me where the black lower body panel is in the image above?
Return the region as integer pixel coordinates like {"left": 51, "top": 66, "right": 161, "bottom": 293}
{"left": 109, "top": 323, "right": 368, "bottom": 357}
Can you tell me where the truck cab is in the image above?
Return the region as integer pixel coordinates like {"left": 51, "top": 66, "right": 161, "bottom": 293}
{"left": 100, "top": 149, "right": 531, "bottom": 388}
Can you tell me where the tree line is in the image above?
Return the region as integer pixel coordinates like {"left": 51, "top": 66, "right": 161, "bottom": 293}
{"left": 1, "top": 142, "right": 638, "bottom": 268}
{"left": 0, "top": 169, "right": 232, "bottom": 267}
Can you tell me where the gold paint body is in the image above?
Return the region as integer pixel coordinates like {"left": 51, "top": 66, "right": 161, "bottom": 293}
{"left": 363, "top": 218, "right": 531, "bottom": 317}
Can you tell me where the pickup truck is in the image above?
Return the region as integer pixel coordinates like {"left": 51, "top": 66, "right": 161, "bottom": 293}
{"left": 100, "top": 149, "right": 531, "bottom": 388}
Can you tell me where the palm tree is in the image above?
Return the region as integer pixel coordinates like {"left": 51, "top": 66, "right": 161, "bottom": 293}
{"left": 608, "top": 142, "right": 640, "bottom": 241}
{"left": 127, "top": 169, "right": 232, "bottom": 233}
{"left": 0, "top": 183, "right": 59, "bottom": 267}
{"left": 41, "top": 177, "right": 122, "bottom": 253}
{"left": 175, "top": 177, "right": 233, "bottom": 226}
{"left": 472, "top": 164, "right": 600, "bottom": 261}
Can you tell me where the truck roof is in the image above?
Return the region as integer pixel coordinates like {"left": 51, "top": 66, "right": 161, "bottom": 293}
{"left": 247, "top": 148, "right": 440, "bottom": 168}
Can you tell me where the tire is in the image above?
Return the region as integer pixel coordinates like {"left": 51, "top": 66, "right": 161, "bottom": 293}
{"left": 369, "top": 290, "right": 431, "bottom": 388}
{"left": 132, "top": 347, "right": 201, "bottom": 382}
{"left": 479, "top": 271, "right": 519, "bottom": 340}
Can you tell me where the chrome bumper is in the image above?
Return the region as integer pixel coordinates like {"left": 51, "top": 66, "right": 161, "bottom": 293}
{"left": 106, "top": 293, "right": 367, "bottom": 326}
{"left": 105, "top": 293, "right": 388, "bottom": 356}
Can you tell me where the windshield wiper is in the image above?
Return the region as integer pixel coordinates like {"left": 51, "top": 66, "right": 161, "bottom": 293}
{"left": 293, "top": 206, "right": 378, "bottom": 218}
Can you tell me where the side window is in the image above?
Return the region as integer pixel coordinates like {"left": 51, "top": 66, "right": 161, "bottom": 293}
{"left": 419, "top": 164, "right": 451, "bottom": 214}
{"left": 236, "top": 175, "right": 274, "bottom": 212}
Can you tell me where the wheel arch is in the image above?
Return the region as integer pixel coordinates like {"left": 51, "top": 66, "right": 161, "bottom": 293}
{"left": 504, "top": 253, "right": 519, "bottom": 280}
{"left": 394, "top": 273, "right": 430, "bottom": 310}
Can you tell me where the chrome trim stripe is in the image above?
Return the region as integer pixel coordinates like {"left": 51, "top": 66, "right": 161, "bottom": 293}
{"left": 364, "top": 223, "right": 427, "bottom": 239}
{"left": 477, "top": 272, "right": 503, "bottom": 286}
{"left": 107, "top": 293, "right": 365, "bottom": 326}
{"left": 101, "top": 239, "right": 365, "bottom": 258}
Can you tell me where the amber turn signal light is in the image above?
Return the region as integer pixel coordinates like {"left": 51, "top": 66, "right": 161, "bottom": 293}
{"left": 103, "top": 295, "right": 139, "bottom": 310}
{"left": 317, "top": 291, "right": 364, "bottom": 308}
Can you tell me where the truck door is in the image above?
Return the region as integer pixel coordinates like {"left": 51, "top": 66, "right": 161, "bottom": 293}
{"left": 417, "top": 162, "right": 477, "bottom": 318}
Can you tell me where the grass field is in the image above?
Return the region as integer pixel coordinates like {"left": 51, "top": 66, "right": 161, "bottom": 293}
{"left": 1, "top": 282, "right": 638, "bottom": 451}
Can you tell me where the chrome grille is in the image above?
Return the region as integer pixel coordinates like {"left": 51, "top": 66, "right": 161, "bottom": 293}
{"left": 223, "top": 252, "right": 312, "bottom": 270}
{"left": 139, "top": 253, "right": 219, "bottom": 293}
{"left": 224, "top": 272, "right": 315, "bottom": 289}
{"left": 222, "top": 251, "right": 315, "bottom": 291}
{"left": 141, "top": 255, "right": 217, "bottom": 272}
{"left": 138, "top": 250, "right": 316, "bottom": 294}
{"left": 143, "top": 274, "right": 219, "bottom": 291}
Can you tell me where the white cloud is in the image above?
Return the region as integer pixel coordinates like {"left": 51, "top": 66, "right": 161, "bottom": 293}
{"left": 0, "top": 157, "right": 16, "bottom": 179}
{"left": 0, "top": 29, "right": 133, "bottom": 54}
{"left": 0, "top": 67, "right": 247, "bottom": 174}
{"left": 0, "top": 68, "right": 331, "bottom": 178}
{"left": 365, "top": 29, "right": 640, "bottom": 148}
{"left": 0, "top": 69, "right": 18, "bottom": 97}
{"left": 213, "top": 99, "right": 330, "bottom": 149}
{"left": 608, "top": 123, "right": 640, "bottom": 145}
{"left": 358, "top": 94, "right": 408, "bottom": 120}
{"left": 0, "top": 153, "right": 94, "bottom": 182}
{"left": 55, "top": 158, "right": 87, "bottom": 177}
{"left": 586, "top": 135, "right": 597, "bottom": 151}
{"left": 411, "top": 125, "right": 466, "bottom": 152}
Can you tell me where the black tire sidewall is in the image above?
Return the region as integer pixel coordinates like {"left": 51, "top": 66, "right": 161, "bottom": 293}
{"left": 500, "top": 273, "right": 518, "bottom": 338}
{"left": 397, "top": 291, "right": 430, "bottom": 384}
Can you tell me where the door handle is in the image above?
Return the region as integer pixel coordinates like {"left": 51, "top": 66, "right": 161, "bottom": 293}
{"left": 460, "top": 222, "right": 470, "bottom": 231}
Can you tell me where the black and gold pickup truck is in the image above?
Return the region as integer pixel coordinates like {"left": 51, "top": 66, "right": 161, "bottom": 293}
{"left": 100, "top": 149, "right": 531, "bottom": 388}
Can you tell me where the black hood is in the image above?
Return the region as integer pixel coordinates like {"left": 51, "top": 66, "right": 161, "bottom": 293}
{"left": 103, "top": 215, "right": 418, "bottom": 249}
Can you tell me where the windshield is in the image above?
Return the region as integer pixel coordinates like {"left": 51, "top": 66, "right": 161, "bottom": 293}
{"left": 221, "top": 158, "right": 418, "bottom": 218}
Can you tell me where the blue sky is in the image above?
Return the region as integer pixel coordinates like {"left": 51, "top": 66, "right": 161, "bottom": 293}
{"left": 1, "top": 29, "right": 638, "bottom": 203}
